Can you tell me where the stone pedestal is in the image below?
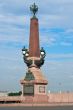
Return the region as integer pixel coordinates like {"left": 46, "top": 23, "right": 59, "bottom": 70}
{"left": 20, "top": 67, "right": 48, "bottom": 103}
{"left": 20, "top": 67, "right": 48, "bottom": 97}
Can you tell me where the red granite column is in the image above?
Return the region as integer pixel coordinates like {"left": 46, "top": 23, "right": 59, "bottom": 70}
{"left": 29, "top": 18, "right": 40, "bottom": 57}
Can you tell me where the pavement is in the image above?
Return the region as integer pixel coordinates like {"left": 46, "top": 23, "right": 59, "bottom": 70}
{"left": 0, "top": 105, "right": 73, "bottom": 110}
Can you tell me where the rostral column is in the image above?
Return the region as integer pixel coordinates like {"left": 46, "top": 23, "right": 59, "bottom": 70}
{"left": 20, "top": 3, "right": 48, "bottom": 102}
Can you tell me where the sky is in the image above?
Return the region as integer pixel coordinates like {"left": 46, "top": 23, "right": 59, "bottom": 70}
{"left": 0, "top": 0, "right": 73, "bottom": 92}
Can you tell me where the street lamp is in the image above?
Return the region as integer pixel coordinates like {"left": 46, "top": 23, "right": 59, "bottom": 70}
{"left": 25, "top": 53, "right": 29, "bottom": 57}
{"left": 40, "top": 47, "right": 46, "bottom": 58}
{"left": 22, "top": 46, "right": 29, "bottom": 57}
{"left": 22, "top": 46, "right": 26, "bottom": 55}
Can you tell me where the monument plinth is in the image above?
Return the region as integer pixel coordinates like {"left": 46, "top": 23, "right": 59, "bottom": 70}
{"left": 20, "top": 3, "right": 48, "bottom": 103}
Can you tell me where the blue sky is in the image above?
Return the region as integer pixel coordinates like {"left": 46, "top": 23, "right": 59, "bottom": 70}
{"left": 0, "top": 0, "right": 73, "bottom": 92}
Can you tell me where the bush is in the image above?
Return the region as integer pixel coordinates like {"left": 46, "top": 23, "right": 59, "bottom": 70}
{"left": 8, "top": 91, "right": 22, "bottom": 96}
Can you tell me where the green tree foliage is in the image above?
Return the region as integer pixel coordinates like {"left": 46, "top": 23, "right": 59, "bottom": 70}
{"left": 8, "top": 91, "right": 22, "bottom": 96}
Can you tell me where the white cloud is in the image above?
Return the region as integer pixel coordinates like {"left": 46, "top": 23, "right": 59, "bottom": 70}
{"left": 40, "top": 35, "right": 57, "bottom": 46}
{"left": 0, "top": 56, "right": 19, "bottom": 62}
{"left": 0, "top": 14, "right": 29, "bottom": 27}
{"left": 0, "top": 14, "right": 30, "bottom": 44}
{"left": 69, "top": 75, "right": 73, "bottom": 78}
{"left": 46, "top": 53, "right": 73, "bottom": 59}
{"left": 66, "top": 28, "right": 73, "bottom": 33}
{"left": 45, "top": 0, "right": 73, "bottom": 4}
{"left": 60, "top": 42, "right": 72, "bottom": 46}
{"left": 39, "top": 14, "right": 65, "bottom": 29}
{"left": 42, "top": 60, "right": 73, "bottom": 91}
